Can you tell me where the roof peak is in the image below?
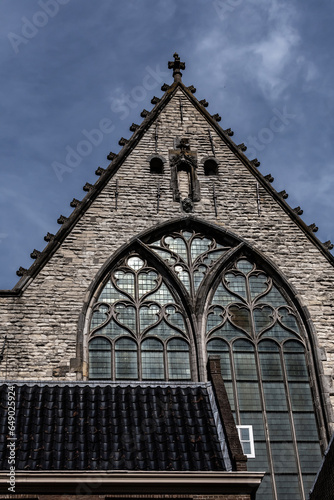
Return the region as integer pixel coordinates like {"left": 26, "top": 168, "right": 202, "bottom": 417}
{"left": 168, "top": 52, "right": 185, "bottom": 83}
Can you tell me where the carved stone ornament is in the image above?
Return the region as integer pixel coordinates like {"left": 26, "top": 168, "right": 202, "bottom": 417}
{"left": 107, "top": 151, "right": 117, "bottom": 161}
{"left": 182, "top": 197, "right": 194, "bottom": 213}
{"left": 199, "top": 99, "right": 209, "bottom": 107}
{"left": 170, "top": 151, "right": 200, "bottom": 203}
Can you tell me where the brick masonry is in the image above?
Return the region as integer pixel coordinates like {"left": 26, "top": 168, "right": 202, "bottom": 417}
{"left": 0, "top": 86, "right": 333, "bottom": 438}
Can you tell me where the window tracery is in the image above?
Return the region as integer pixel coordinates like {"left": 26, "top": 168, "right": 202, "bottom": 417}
{"left": 86, "top": 226, "right": 324, "bottom": 500}
{"left": 149, "top": 229, "right": 230, "bottom": 296}
{"left": 88, "top": 255, "right": 191, "bottom": 380}
{"left": 206, "top": 257, "right": 322, "bottom": 500}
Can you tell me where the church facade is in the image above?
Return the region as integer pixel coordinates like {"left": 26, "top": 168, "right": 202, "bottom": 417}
{"left": 0, "top": 54, "right": 333, "bottom": 500}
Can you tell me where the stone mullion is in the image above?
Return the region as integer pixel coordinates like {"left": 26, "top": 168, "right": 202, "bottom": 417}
{"left": 134, "top": 271, "right": 142, "bottom": 380}
{"left": 254, "top": 344, "right": 278, "bottom": 500}
{"left": 280, "top": 345, "right": 306, "bottom": 500}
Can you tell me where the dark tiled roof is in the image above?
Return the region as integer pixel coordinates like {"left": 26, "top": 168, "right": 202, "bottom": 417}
{"left": 0, "top": 384, "right": 228, "bottom": 471}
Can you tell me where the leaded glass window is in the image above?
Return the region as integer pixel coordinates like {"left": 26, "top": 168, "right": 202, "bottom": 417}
{"left": 149, "top": 229, "right": 231, "bottom": 295}
{"left": 206, "top": 257, "right": 322, "bottom": 500}
{"left": 88, "top": 254, "right": 191, "bottom": 381}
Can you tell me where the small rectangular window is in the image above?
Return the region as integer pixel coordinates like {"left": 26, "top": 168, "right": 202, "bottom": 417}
{"left": 237, "top": 425, "right": 255, "bottom": 458}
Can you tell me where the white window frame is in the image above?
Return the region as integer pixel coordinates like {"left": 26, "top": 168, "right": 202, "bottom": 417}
{"left": 237, "top": 425, "right": 255, "bottom": 458}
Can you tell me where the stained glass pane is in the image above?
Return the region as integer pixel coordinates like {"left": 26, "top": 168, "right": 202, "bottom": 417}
{"left": 267, "top": 413, "right": 292, "bottom": 440}
{"left": 297, "top": 442, "right": 322, "bottom": 473}
{"left": 293, "top": 413, "right": 319, "bottom": 440}
{"left": 240, "top": 413, "right": 265, "bottom": 440}
{"left": 165, "top": 306, "right": 186, "bottom": 332}
{"left": 259, "top": 351, "right": 283, "bottom": 380}
{"left": 263, "top": 382, "right": 287, "bottom": 411}
{"left": 234, "top": 352, "right": 258, "bottom": 380}
{"left": 253, "top": 474, "right": 274, "bottom": 500}
{"left": 212, "top": 284, "right": 240, "bottom": 306}
{"left": 141, "top": 338, "right": 163, "bottom": 350}
{"left": 150, "top": 248, "right": 177, "bottom": 265}
{"left": 141, "top": 351, "right": 164, "bottom": 379}
{"left": 167, "top": 338, "right": 190, "bottom": 351}
{"left": 97, "top": 319, "right": 129, "bottom": 339}
{"left": 260, "top": 285, "right": 287, "bottom": 307}
{"left": 165, "top": 236, "right": 188, "bottom": 262}
{"left": 258, "top": 340, "right": 279, "bottom": 351}
{"left": 194, "top": 266, "right": 207, "bottom": 291}
{"left": 233, "top": 339, "right": 254, "bottom": 351}
{"left": 115, "top": 338, "right": 138, "bottom": 379}
{"left": 212, "top": 321, "right": 247, "bottom": 341}
{"left": 89, "top": 337, "right": 111, "bottom": 350}
{"left": 237, "top": 382, "right": 261, "bottom": 411}
{"left": 114, "top": 271, "right": 135, "bottom": 297}
{"left": 167, "top": 340, "right": 191, "bottom": 379}
{"left": 254, "top": 306, "right": 274, "bottom": 333}
{"left": 91, "top": 304, "right": 109, "bottom": 329}
{"left": 115, "top": 338, "right": 137, "bottom": 350}
{"left": 145, "top": 283, "right": 175, "bottom": 304}
{"left": 284, "top": 340, "right": 305, "bottom": 352}
{"left": 275, "top": 475, "right": 301, "bottom": 499}
{"left": 272, "top": 442, "right": 298, "bottom": 473}
{"left": 284, "top": 353, "right": 308, "bottom": 381}
{"left": 174, "top": 266, "right": 191, "bottom": 293}
{"left": 289, "top": 383, "right": 314, "bottom": 411}
{"left": 182, "top": 231, "right": 193, "bottom": 240}
{"left": 138, "top": 271, "right": 159, "bottom": 297}
{"left": 279, "top": 308, "right": 299, "bottom": 332}
{"left": 261, "top": 324, "right": 299, "bottom": 341}
{"left": 247, "top": 442, "right": 269, "bottom": 471}
{"left": 207, "top": 338, "right": 229, "bottom": 351}
{"left": 139, "top": 305, "right": 160, "bottom": 331}
{"left": 249, "top": 274, "right": 269, "bottom": 300}
{"left": 206, "top": 307, "right": 225, "bottom": 332}
{"left": 148, "top": 320, "right": 180, "bottom": 340}
{"left": 190, "top": 237, "right": 211, "bottom": 261}
{"left": 99, "top": 281, "right": 127, "bottom": 303}
{"left": 127, "top": 256, "right": 144, "bottom": 270}
{"left": 229, "top": 305, "right": 251, "bottom": 333}
{"left": 203, "top": 249, "right": 226, "bottom": 266}
{"left": 236, "top": 259, "right": 253, "bottom": 274}
{"left": 89, "top": 338, "right": 111, "bottom": 379}
{"left": 115, "top": 304, "right": 136, "bottom": 332}
{"left": 141, "top": 339, "right": 164, "bottom": 380}
{"left": 225, "top": 273, "right": 247, "bottom": 299}
{"left": 224, "top": 382, "right": 235, "bottom": 410}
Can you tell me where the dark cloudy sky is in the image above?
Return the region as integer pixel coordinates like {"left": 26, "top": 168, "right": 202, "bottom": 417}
{"left": 1, "top": 0, "right": 333, "bottom": 289}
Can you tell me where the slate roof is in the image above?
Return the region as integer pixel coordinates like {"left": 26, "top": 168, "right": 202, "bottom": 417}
{"left": 0, "top": 383, "right": 229, "bottom": 471}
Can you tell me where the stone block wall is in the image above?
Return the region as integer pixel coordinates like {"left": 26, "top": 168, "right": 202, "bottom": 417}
{"left": 0, "top": 86, "right": 333, "bottom": 431}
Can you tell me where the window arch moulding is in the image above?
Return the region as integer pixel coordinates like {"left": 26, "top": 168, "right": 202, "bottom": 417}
{"left": 205, "top": 254, "right": 326, "bottom": 499}
{"left": 77, "top": 217, "right": 330, "bottom": 444}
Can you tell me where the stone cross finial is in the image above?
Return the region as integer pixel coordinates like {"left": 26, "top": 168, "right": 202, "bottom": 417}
{"left": 168, "top": 53, "right": 185, "bottom": 82}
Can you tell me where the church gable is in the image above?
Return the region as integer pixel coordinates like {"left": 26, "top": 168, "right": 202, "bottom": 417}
{"left": 0, "top": 53, "right": 333, "bottom": 500}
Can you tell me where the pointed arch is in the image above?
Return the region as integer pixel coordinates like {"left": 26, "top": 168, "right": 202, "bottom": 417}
{"left": 76, "top": 217, "right": 330, "bottom": 441}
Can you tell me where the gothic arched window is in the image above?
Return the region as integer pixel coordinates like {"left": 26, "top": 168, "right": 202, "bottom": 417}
{"left": 206, "top": 257, "right": 322, "bottom": 500}
{"left": 86, "top": 226, "right": 323, "bottom": 500}
{"left": 88, "top": 254, "right": 191, "bottom": 381}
